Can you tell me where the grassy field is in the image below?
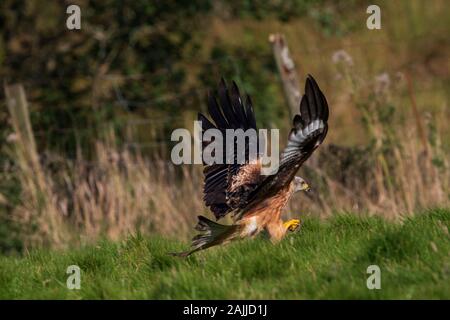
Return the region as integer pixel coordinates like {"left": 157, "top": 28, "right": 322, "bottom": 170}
{"left": 0, "top": 208, "right": 448, "bottom": 299}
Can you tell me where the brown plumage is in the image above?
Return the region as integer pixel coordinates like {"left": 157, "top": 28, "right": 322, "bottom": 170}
{"left": 172, "top": 75, "right": 329, "bottom": 257}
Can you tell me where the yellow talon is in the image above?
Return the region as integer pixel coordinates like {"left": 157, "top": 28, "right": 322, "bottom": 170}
{"left": 284, "top": 219, "right": 301, "bottom": 232}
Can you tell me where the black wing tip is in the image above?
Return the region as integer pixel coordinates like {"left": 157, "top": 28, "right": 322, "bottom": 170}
{"left": 306, "top": 74, "right": 319, "bottom": 86}
{"left": 305, "top": 73, "right": 321, "bottom": 89}
{"left": 198, "top": 112, "right": 217, "bottom": 131}
{"left": 301, "top": 74, "right": 329, "bottom": 123}
{"left": 197, "top": 112, "right": 205, "bottom": 121}
{"left": 215, "top": 76, "right": 238, "bottom": 94}
{"left": 219, "top": 77, "right": 228, "bottom": 90}
{"left": 231, "top": 81, "right": 242, "bottom": 99}
{"left": 206, "top": 77, "right": 257, "bottom": 131}
{"left": 245, "top": 93, "right": 252, "bottom": 104}
{"left": 304, "top": 74, "right": 317, "bottom": 92}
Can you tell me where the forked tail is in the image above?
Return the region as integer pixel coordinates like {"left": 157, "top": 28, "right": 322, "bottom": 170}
{"left": 170, "top": 215, "right": 240, "bottom": 257}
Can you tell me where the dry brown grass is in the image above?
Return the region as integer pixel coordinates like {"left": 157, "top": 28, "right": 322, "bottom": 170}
{"left": 288, "top": 133, "right": 449, "bottom": 219}
{"left": 9, "top": 95, "right": 449, "bottom": 249}
{"left": 9, "top": 130, "right": 205, "bottom": 248}
{"left": 287, "top": 64, "right": 449, "bottom": 220}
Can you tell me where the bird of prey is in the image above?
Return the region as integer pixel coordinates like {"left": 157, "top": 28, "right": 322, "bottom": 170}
{"left": 174, "top": 75, "right": 329, "bottom": 257}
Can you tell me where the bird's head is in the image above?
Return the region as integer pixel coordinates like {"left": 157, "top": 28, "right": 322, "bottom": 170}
{"left": 293, "top": 176, "right": 311, "bottom": 193}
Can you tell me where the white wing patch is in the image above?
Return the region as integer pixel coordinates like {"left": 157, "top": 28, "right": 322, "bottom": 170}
{"left": 281, "top": 120, "right": 324, "bottom": 160}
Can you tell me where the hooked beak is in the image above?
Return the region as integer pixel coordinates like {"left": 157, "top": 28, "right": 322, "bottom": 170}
{"left": 302, "top": 183, "right": 311, "bottom": 192}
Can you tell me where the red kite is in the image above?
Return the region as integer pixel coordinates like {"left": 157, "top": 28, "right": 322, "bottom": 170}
{"left": 174, "top": 75, "right": 329, "bottom": 256}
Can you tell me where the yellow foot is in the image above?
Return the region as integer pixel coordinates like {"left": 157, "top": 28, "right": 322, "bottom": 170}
{"left": 283, "top": 219, "right": 301, "bottom": 232}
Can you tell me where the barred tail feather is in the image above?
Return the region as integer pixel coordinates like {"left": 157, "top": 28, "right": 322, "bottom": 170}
{"left": 170, "top": 215, "right": 240, "bottom": 257}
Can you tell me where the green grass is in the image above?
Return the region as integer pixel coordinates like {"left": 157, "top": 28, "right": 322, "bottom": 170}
{"left": 0, "top": 209, "right": 449, "bottom": 299}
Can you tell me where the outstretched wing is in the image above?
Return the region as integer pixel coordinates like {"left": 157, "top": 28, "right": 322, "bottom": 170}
{"left": 198, "top": 79, "right": 263, "bottom": 220}
{"left": 230, "top": 75, "right": 329, "bottom": 218}
{"left": 276, "top": 74, "right": 329, "bottom": 185}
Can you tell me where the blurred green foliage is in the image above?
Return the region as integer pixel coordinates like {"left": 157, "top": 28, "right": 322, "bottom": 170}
{"left": 0, "top": 0, "right": 338, "bottom": 158}
{"left": 0, "top": 0, "right": 212, "bottom": 156}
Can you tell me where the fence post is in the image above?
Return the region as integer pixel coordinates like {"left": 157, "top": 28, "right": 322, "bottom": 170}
{"left": 4, "top": 83, "right": 41, "bottom": 172}
{"left": 269, "top": 33, "right": 302, "bottom": 118}
{"left": 270, "top": 34, "right": 332, "bottom": 215}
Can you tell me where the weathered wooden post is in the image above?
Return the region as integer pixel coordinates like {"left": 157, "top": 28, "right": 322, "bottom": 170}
{"left": 4, "top": 83, "right": 41, "bottom": 174}
{"left": 270, "top": 33, "right": 332, "bottom": 215}
{"left": 269, "top": 33, "right": 302, "bottom": 118}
